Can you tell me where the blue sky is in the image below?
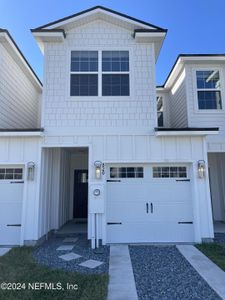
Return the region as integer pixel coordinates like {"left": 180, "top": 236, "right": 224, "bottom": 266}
{"left": 1, "top": 0, "right": 225, "bottom": 85}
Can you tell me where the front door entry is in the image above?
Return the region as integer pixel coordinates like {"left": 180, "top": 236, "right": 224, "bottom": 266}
{"left": 73, "top": 170, "right": 88, "bottom": 219}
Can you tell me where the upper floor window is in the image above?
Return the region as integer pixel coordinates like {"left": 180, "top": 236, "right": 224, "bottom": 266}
{"left": 196, "top": 70, "right": 222, "bottom": 110}
{"left": 70, "top": 51, "right": 130, "bottom": 97}
{"left": 102, "top": 51, "right": 130, "bottom": 96}
{"left": 70, "top": 51, "right": 98, "bottom": 96}
{"left": 157, "top": 96, "right": 164, "bottom": 127}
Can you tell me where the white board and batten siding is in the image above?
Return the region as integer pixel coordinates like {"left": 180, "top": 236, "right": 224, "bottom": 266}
{"left": 43, "top": 133, "right": 214, "bottom": 243}
{"left": 0, "top": 43, "right": 41, "bottom": 129}
{"left": 38, "top": 148, "right": 71, "bottom": 238}
{"left": 0, "top": 137, "right": 41, "bottom": 244}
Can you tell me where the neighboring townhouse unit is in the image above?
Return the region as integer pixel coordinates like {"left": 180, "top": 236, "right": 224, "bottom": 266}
{"left": 0, "top": 29, "right": 42, "bottom": 245}
{"left": 0, "top": 6, "right": 222, "bottom": 248}
{"left": 156, "top": 55, "right": 225, "bottom": 228}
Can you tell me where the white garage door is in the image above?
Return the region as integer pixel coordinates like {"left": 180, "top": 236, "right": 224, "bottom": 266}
{"left": 106, "top": 164, "right": 194, "bottom": 243}
{"left": 0, "top": 167, "right": 24, "bottom": 245}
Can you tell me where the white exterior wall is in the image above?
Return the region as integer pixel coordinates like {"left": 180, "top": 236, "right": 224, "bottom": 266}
{"left": 185, "top": 63, "right": 225, "bottom": 151}
{"left": 38, "top": 148, "right": 71, "bottom": 238}
{"left": 168, "top": 70, "right": 188, "bottom": 128}
{"left": 156, "top": 91, "right": 171, "bottom": 127}
{"left": 42, "top": 19, "right": 156, "bottom": 135}
{"left": 42, "top": 134, "right": 214, "bottom": 242}
{"left": 0, "top": 136, "right": 41, "bottom": 243}
{"left": 186, "top": 63, "right": 225, "bottom": 132}
{"left": 0, "top": 43, "right": 41, "bottom": 128}
{"left": 208, "top": 153, "right": 225, "bottom": 222}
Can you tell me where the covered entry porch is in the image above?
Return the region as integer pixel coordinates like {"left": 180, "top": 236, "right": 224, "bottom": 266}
{"left": 38, "top": 147, "right": 89, "bottom": 239}
{"left": 208, "top": 152, "right": 225, "bottom": 233}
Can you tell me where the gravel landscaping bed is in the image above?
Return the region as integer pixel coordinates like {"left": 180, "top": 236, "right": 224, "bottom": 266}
{"left": 33, "top": 234, "right": 109, "bottom": 274}
{"left": 129, "top": 245, "right": 221, "bottom": 300}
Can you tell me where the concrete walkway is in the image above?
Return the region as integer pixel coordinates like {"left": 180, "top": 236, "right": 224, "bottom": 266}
{"left": 177, "top": 245, "right": 225, "bottom": 300}
{"left": 107, "top": 245, "right": 138, "bottom": 300}
{"left": 0, "top": 248, "right": 11, "bottom": 256}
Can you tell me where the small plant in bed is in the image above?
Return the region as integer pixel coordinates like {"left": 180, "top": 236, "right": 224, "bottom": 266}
{"left": 0, "top": 247, "right": 108, "bottom": 300}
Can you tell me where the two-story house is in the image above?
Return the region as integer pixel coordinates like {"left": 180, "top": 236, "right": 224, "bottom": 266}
{"left": 0, "top": 6, "right": 221, "bottom": 248}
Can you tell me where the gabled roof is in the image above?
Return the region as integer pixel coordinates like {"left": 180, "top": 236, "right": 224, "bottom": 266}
{"left": 34, "top": 6, "right": 167, "bottom": 32}
{"left": 0, "top": 28, "right": 42, "bottom": 90}
{"left": 31, "top": 6, "right": 167, "bottom": 59}
{"left": 160, "top": 54, "right": 225, "bottom": 89}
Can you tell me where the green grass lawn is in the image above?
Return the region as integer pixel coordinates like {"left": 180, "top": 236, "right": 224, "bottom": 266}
{"left": 196, "top": 243, "right": 225, "bottom": 272}
{"left": 0, "top": 247, "right": 108, "bottom": 300}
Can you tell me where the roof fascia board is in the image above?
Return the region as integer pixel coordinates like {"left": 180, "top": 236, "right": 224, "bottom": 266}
{"left": 0, "top": 132, "right": 43, "bottom": 137}
{"left": 31, "top": 29, "right": 66, "bottom": 38}
{"left": 155, "top": 131, "right": 218, "bottom": 136}
{"left": 36, "top": 6, "right": 166, "bottom": 31}
{"left": 164, "top": 55, "right": 225, "bottom": 89}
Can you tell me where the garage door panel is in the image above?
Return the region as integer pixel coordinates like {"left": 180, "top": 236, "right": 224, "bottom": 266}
{"left": 107, "top": 222, "right": 194, "bottom": 243}
{"left": 106, "top": 164, "right": 194, "bottom": 243}
{"left": 0, "top": 226, "right": 21, "bottom": 245}
{"left": 107, "top": 183, "right": 148, "bottom": 201}
{"left": 0, "top": 177, "right": 23, "bottom": 245}
{"left": 107, "top": 201, "right": 152, "bottom": 222}
{"left": 0, "top": 202, "right": 22, "bottom": 224}
{"left": 150, "top": 203, "right": 193, "bottom": 221}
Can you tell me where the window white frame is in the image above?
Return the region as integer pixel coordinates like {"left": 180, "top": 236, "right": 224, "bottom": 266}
{"left": 102, "top": 51, "right": 130, "bottom": 96}
{"left": 193, "top": 67, "right": 225, "bottom": 113}
{"left": 68, "top": 48, "right": 132, "bottom": 98}
{"left": 70, "top": 51, "right": 99, "bottom": 96}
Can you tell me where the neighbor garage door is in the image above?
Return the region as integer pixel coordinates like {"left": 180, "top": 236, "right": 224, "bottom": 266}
{"left": 106, "top": 164, "right": 194, "bottom": 243}
{"left": 0, "top": 167, "right": 24, "bottom": 245}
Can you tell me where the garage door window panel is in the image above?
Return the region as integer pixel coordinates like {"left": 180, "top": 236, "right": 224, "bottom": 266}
{"left": 0, "top": 168, "right": 23, "bottom": 180}
{"left": 153, "top": 166, "right": 187, "bottom": 178}
{"left": 110, "top": 167, "right": 143, "bottom": 178}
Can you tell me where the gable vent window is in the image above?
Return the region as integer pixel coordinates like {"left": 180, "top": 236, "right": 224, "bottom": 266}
{"left": 102, "top": 51, "right": 130, "bottom": 96}
{"left": 70, "top": 51, "right": 98, "bottom": 96}
{"left": 196, "top": 70, "right": 222, "bottom": 110}
{"left": 153, "top": 166, "right": 187, "bottom": 178}
{"left": 157, "top": 96, "right": 164, "bottom": 127}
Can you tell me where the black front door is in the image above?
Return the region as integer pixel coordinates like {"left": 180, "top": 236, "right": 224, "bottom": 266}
{"left": 73, "top": 170, "right": 88, "bottom": 219}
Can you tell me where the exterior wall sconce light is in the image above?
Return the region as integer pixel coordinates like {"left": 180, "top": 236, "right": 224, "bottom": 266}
{"left": 197, "top": 160, "right": 205, "bottom": 178}
{"left": 27, "top": 161, "right": 35, "bottom": 181}
{"left": 94, "top": 161, "right": 102, "bottom": 179}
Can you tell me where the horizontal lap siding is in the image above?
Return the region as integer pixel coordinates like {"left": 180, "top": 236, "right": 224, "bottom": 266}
{"left": 0, "top": 44, "right": 41, "bottom": 128}
{"left": 169, "top": 72, "right": 188, "bottom": 128}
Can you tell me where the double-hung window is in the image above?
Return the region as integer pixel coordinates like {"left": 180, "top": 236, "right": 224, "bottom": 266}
{"left": 102, "top": 51, "right": 130, "bottom": 96}
{"left": 70, "top": 51, "right": 98, "bottom": 96}
{"left": 196, "top": 70, "right": 222, "bottom": 110}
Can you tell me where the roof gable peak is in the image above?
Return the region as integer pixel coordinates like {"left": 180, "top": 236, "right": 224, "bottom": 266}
{"left": 34, "top": 6, "right": 167, "bottom": 32}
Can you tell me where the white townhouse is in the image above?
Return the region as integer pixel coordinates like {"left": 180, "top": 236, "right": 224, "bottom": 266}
{"left": 0, "top": 6, "right": 223, "bottom": 248}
